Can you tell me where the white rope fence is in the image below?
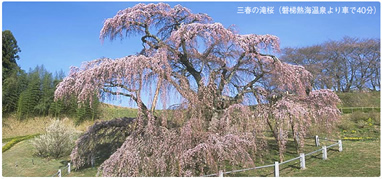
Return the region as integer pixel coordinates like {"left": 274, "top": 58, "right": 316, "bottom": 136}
{"left": 48, "top": 136, "right": 341, "bottom": 177}
{"left": 51, "top": 163, "right": 70, "bottom": 177}
{"left": 202, "top": 135, "right": 343, "bottom": 177}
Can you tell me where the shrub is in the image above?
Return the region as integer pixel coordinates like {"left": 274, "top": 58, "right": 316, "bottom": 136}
{"left": 31, "top": 119, "right": 77, "bottom": 158}
{"left": 337, "top": 120, "right": 355, "bottom": 131}
{"left": 349, "top": 111, "right": 369, "bottom": 122}
{"left": 347, "top": 111, "right": 380, "bottom": 126}
{"left": 370, "top": 112, "right": 380, "bottom": 125}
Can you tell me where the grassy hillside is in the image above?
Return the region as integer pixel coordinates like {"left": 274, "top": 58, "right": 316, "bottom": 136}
{"left": 337, "top": 91, "right": 380, "bottom": 107}
{"left": 98, "top": 103, "right": 138, "bottom": 120}
{"left": 2, "top": 92, "right": 380, "bottom": 177}
{"left": 2, "top": 103, "right": 138, "bottom": 138}
{"left": 335, "top": 91, "right": 380, "bottom": 140}
{"left": 3, "top": 92, "right": 379, "bottom": 138}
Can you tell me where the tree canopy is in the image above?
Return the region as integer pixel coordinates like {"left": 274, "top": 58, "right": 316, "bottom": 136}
{"left": 2, "top": 30, "right": 21, "bottom": 79}
{"left": 55, "top": 3, "right": 341, "bottom": 176}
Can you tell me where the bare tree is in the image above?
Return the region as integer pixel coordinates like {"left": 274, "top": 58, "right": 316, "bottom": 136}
{"left": 282, "top": 37, "right": 380, "bottom": 92}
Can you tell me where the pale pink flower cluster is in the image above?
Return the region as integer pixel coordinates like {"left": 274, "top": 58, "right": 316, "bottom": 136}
{"left": 253, "top": 87, "right": 340, "bottom": 160}
{"left": 236, "top": 34, "right": 280, "bottom": 53}
{"left": 100, "top": 3, "right": 212, "bottom": 42}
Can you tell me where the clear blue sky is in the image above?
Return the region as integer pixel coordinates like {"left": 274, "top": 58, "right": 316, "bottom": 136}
{"left": 2, "top": 1, "right": 380, "bottom": 107}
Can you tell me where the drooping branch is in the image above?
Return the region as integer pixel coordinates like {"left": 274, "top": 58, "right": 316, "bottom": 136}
{"left": 71, "top": 117, "right": 136, "bottom": 170}
{"left": 101, "top": 88, "right": 149, "bottom": 115}
{"left": 151, "top": 78, "right": 162, "bottom": 113}
{"left": 55, "top": 50, "right": 169, "bottom": 114}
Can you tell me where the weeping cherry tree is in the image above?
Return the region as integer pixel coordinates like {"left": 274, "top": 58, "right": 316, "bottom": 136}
{"left": 55, "top": 3, "right": 340, "bottom": 176}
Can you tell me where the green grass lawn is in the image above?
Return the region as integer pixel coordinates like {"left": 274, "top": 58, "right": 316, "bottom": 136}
{"left": 2, "top": 140, "right": 69, "bottom": 177}
{"left": 2, "top": 140, "right": 98, "bottom": 177}
{"left": 288, "top": 140, "right": 380, "bottom": 177}
{"left": 224, "top": 138, "right": 380, "bottom": 177}
{"left": 2, "top": 137, "right": 379, "bottom": 177}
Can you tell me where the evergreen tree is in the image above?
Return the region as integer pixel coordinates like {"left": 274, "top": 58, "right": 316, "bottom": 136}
{"left": 2, "top": 30, "right": 23, "bottom": 115}
{"left": 35, "top": 66, "right": 55, "bottom": 116}
{"left": 9, "top": 63, "right": 101, "bottom": 121}
{"left": 17, "top": 67, "right": 41, "bottom": 119}
{"left": 2, "top": 30, "right": 21, "bottom": 79}
{"left": 2, "top": 69, "right": 28, "bottom": 114}
{"left": 75, "top": 93, "right": 100, "bottom": 124}
{"left": 49, "top": 70, "right": 66, "bottom": 118}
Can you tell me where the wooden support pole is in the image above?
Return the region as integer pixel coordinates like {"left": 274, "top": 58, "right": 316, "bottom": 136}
{"left": 300, "top": 153, "right": 306, "bottom": 169}
{"left": 218, "top": 170, "right": 223, "bottom": 177}
{"left": 322, "top": 146, "right": 327, "bottom": 160}
{"left": 274, "top": 161, "right": 279, "bottom": 177}
{"left": 315, "top": 135, "right": 320, "bottom": 147}
{"left": 91, "top": 155, "right": 95, "bottom": 168}
{"left": 338, "top": 140, "right": 343, "bottom": 152}
{"left": 68, "top": 163, "right": 71, "bottom": 174}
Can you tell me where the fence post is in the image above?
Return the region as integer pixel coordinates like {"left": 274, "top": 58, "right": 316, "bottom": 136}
{"left": 274, "top": 161, "right": 279, "bottom": 177}
{"left": 322, "top": 146, "right": 327, "bottom": 160}
{"left": 218, "top": 170, "right": 223, "bottom": 177}
{"left": 91, "top": 155, "right": 95, "bottom": 168}
{"left": 68, "top": 163, "right": 71, "bottom": 174}
{"left": 338, "top": 140, "right": 343, "bottom": 152}
{"left": 58, "top": 169, "right": 61, "bottom": 177}
{"left": 299, "top": 153, "right": 306, "bottom": 169}
{"left": 315, "top": 135, "right": 320, "bottom": 147}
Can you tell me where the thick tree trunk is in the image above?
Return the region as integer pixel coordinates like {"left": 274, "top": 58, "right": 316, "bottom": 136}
{"left": 278, "top": 139, "right": 284, "bottom": 163}
{"left": 291, "top": 123, "right": 300, "bottom": 154}
{"left": 266, "top": 117, "right": 284, "bottom": 162}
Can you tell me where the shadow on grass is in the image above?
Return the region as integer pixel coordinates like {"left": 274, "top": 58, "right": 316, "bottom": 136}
{"left": 59, "top": 159, "right": 71, "bottom": 167}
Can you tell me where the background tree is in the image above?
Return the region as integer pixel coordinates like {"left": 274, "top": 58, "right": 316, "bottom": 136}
{"left": 2, "top": 30, "right": 24, "bottom": 114}
{"left": 2, "top": 69, "right": 28, "bottom": 114}
{"left": 2, "top": 30, "right": 100, "bottom": 121}
{"left": 2, "top": 30, "right": 21, "bottom": 79}
{"left": 282, "top": 37, "right": 380, "bottom": 92}
{"left": 17, "top": 67, "right": 42, "bottom": 119}
{"left": 55, "top": 3, "right": 341, "bottom": 176}
{"left": 34, "top": 65, "right": 54, "bottom": 116}
{"left": 352, "top": 38, "right": 380, "bottom": 91}
{"left": 13, "top": 65, "right": 100, "bottom": 120}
